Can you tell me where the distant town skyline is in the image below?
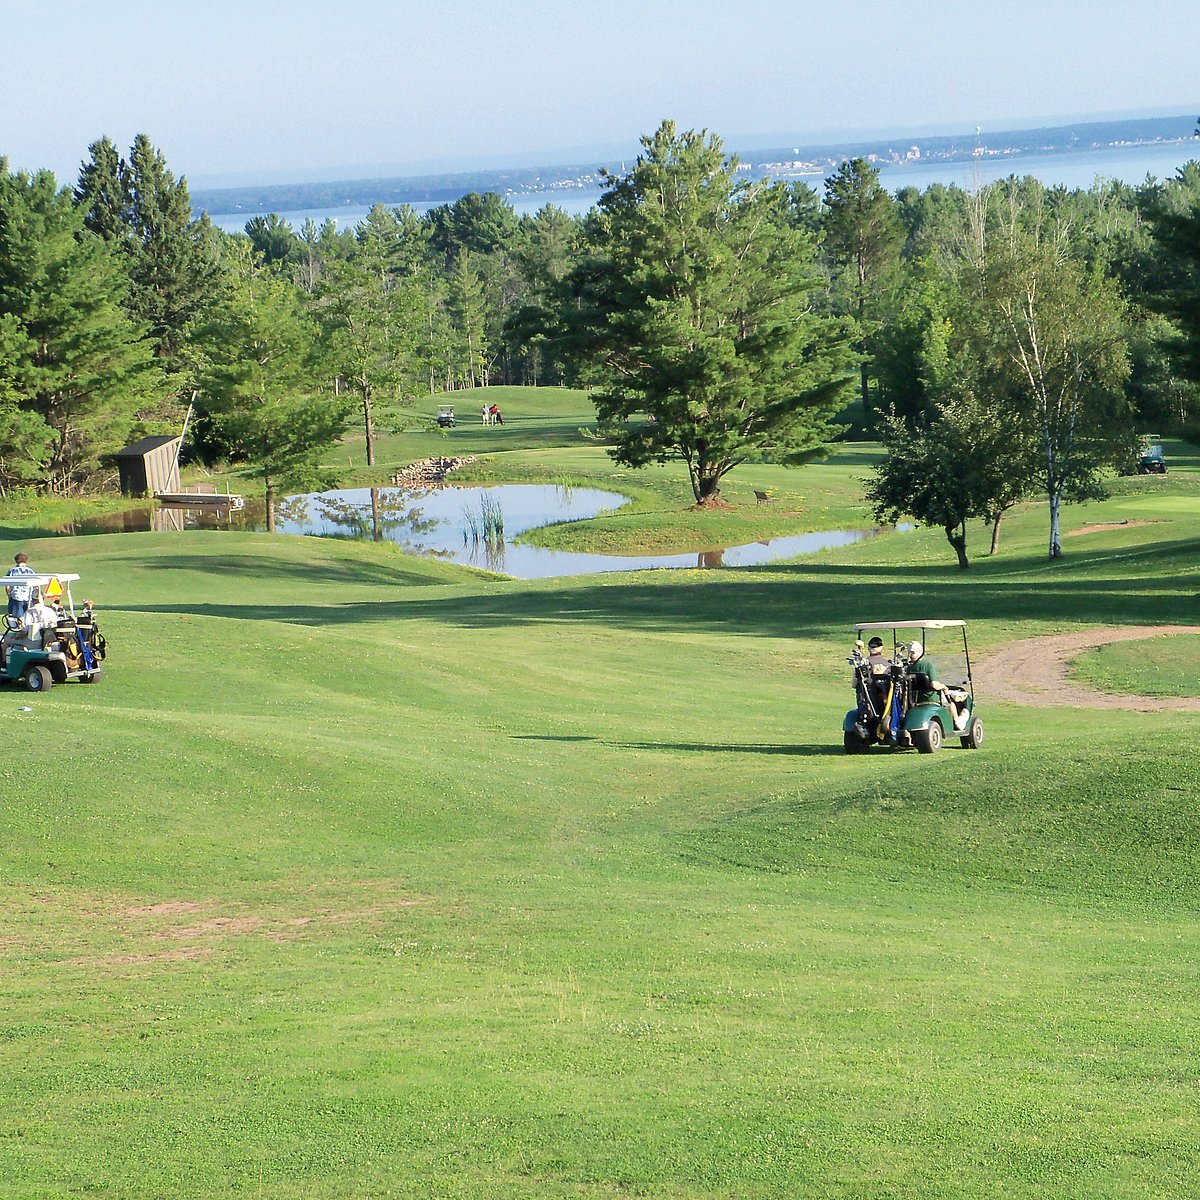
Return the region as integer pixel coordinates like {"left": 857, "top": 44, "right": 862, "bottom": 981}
{"left": 3, "top": 0, "right": 1197, "bottom": 187}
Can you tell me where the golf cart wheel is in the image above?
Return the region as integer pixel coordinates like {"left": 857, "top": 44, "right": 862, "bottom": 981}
{"left": 79, "top": 672, "right": 98, "bottom": 684}
{"left": 961, "top": 716, "right": 984, "bottom": 750}
{"left": 914, "top": 719, "right": 943, "bottom": 754}
{"left": 23, "top": 665, "right": 53, "bottom": 693}
{"left": 844, "top": 731, "right": 866, "bottom": 754}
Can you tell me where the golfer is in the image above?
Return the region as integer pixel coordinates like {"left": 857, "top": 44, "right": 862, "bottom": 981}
{"left": 907, "top": 641, "right": 967, "bottom": 731}
{"left": 5, "top": 553, "right": 37, "bottom": 621}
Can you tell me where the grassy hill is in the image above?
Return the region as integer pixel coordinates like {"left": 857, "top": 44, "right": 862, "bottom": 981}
{"left": 2, "top": 394, "right": 1199, "bottom": 1197}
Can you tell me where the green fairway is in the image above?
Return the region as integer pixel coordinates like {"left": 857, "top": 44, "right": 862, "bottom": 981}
{"left": 3, "top": 401, "right": 1200, "bottom": 1197}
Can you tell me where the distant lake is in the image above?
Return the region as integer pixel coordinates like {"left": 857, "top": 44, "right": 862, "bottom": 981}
{"left": 872, "top": 141, "right": 1199, "bottom": 193}
{"left": 201, "top": 142, "right": 1200, "bottom": 234}
{"left": 205, "top": 189, "right": 601, "bottom": 233}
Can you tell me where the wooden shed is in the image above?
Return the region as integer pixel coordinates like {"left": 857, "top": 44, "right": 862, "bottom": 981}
{"left": 115, "top": 435, "right": 182, "bottom": 497}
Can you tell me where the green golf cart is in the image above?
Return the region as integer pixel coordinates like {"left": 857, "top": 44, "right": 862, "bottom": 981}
{"left": 1137, "top": 442, "right": 1167, "bottom": 474}
{"left": 1, "top": 573, "right": 106, "bottom": 693}
{"left": 843, "top": 619, "right": 983, "bottom": 754}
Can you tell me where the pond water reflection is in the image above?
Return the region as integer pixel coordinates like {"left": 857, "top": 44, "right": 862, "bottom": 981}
{"left": 69, "top": 484, "right": 907, "bottom": 578}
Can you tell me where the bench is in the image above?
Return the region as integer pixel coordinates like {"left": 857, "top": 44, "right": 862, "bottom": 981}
{"left": 754, "top": 490, "right": 775, "bottom": 505}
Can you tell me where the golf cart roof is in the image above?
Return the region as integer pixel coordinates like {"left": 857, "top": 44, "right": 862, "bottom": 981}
{"left": 18, "top": 574, "right": 81, "bottom": 587}
{"left": 855, "top": 620, "right": 966, "bottom": 632}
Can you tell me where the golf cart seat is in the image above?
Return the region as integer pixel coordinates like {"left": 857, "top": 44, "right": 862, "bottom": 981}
{"left": 2, "top": 623, "right": 39, "bottom": 654}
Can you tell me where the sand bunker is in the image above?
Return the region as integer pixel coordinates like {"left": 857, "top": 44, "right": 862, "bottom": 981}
{"left": 1067, "top": 519, "right": 1161, "bottom": 537}
{"left": 976, "top": 625, "right": 1200, "bottom": 711}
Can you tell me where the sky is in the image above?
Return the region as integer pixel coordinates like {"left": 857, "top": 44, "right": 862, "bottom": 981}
{"left": 3, "top": 0, "right": 1197, "bottom": 188}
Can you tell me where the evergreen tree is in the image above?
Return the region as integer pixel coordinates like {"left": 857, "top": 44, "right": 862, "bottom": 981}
{"left": 507, "top": 205, "right": 580, "bottom": 383}
{"left": 0, "top": 314, "right": 55, "bottom": 491}
{"left": 427, "top": 191, "right": 520, "bottom": 262}
{"left": 245, "top": 213, "right": 298, "bottom": 268}
{"left": 554, "top": 121, "right": 856, "bottom": 506}
{"left": 126, "top": 134, "right": 218, "bottom": 363}
{"left": 0, "top": 162, "right": 165, "bottom": 491}
{"left": 1143, "top": 163, "right": 1200, "bottom": 389}
{"left": 77, "top": 134, "right": 218, "bottom": 369}
{"left": 75, "top": 136, "right": 131, "bottom": 243}
{"left": 447, "top": 249, "right": 490, "bottom": 388}
{"left": 822, "top": 158, "right": 904, "bottom": 422}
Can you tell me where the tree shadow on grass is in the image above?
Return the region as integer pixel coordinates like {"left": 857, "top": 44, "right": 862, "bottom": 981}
{"left": 131, "top": 548, "right": 465, "bottom": 589}
{"left": 514, "top": 734, "right": 847, "bottom": 757}
{"left": 113, "top": 531, "right": 1200, "bottom": 638}
{"left": 119, "top": 569, "right": 1200, "bottom": 637}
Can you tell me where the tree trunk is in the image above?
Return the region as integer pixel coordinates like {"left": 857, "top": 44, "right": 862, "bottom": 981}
{"left": 1048, "top": 492, "right": 1062, "bottom": 558}
{"left": 945, "top": 524, "right": 970, "bottom": 570}
{"left": 265, "top": 478, "right": 277, "bottom": 534}
{"left": 696, "top": 472, "right": 725, "bottom": 506}
{"left": 369, "top": 487, "right": 382, "bottom": 541}
{"left": 361, "top": 378, "right": 375, "bottom": 467}
{"left": 989, "top": 512, "right": 1003, "bottom": 555}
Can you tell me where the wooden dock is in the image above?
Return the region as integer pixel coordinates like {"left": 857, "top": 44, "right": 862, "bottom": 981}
{"left": 154, "top": 488, "right": 244, "bottom": 510}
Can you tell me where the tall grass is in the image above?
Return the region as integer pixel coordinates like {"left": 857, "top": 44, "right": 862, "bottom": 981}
{"left": 463, "top": 493, "right": 505, "bottom": 546}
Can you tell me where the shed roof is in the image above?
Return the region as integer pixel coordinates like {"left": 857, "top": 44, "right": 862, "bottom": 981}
{"left": 115, "top": 435, "right": 181, "bottom": 458}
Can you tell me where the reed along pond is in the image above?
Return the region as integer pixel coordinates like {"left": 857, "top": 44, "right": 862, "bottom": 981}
{"left": 71, "top": 484, "right": 906, "bottom": 578}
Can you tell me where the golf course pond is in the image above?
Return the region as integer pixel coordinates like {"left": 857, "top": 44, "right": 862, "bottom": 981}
{"left": 71, "top": 484, "right": 909, "bottom": 578}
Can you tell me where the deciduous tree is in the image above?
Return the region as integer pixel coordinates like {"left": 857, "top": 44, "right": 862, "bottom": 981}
{"left": 318, "top": 230, "right": 425, "bottom": 467}
{"left": 190, "top": 247, "right": 348, "bottom": 530}
{"left": 958, "top": 185, "right": 1133, "bottom": 557}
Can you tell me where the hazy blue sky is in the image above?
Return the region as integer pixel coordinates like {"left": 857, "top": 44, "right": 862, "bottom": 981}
{"left": 3, "top": 0, "right": 1196, "bottom": 186}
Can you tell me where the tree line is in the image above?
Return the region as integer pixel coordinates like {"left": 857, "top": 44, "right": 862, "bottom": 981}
{"left": 2, "top": 124, "right": 1200, "bottom": 556}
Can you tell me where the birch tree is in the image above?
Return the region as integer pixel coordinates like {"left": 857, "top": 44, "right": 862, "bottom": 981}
{"left": 957, "top": 185, "right": 1133, "bottom": 558}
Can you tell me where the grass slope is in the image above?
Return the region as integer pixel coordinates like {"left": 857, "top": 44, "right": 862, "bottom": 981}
{"left": 1071, "top": 632, "right": 1200, "bottom": 697}
{"left": 1, "top": 412, "right": 1199, "bottom": 1197}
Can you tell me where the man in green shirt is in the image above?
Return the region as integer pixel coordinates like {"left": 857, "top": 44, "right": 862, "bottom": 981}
{"left": 906, "top": 641, "right": 966, "bottom": 731}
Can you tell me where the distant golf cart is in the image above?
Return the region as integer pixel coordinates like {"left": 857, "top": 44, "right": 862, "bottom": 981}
{"left": 1, "top": 574, "right": 106, "bottom": 693}
{"left": 436, "top": 404, "right": 456, "bottom": 429}
{"left": 1137, "top": 441, "right": 1167, "bottom": 474}
{"left": 843, "top": 619, "right": 983, "bottom": 754}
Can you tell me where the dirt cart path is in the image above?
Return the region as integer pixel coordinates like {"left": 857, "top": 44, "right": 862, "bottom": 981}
{"left": 976, "top": 625, "right": 1200, "bottom": 711}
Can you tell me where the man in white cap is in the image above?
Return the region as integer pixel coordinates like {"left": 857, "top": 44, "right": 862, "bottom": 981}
{"left": 907, "top": 641, "right": 966, "bottom": 731}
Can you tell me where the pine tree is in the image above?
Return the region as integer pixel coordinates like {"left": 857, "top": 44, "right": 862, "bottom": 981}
{"left": 77, "top": 135, "right": 218, "bottom": 369}
{"left": 0, "top": 162, "right": 165, "bottom": 491}
{"left": 822, "top": 158, "right": 904, "bottom": 422}
{"left": 1144, "top": 166, "right": 1200, "bottom": 387}
{"left": 75, "top": 136, "right": 131, "bottom": 243}
{"left": 554, "top": 121, "right": 856, "bottom": 506}
{"left": 245, "top": 213, "right": 298, "bottom": 268}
